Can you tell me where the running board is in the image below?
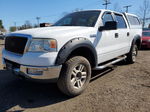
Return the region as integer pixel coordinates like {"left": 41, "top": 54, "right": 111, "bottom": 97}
{"left": 93, "top": 56, "right": 127, "bottom": 70}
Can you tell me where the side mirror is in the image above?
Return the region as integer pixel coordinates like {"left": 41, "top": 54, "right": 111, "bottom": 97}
{"left": 98, "top": 21, "right": 117, "bottom": 31}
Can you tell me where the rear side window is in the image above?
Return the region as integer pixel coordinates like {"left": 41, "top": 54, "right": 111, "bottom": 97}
{"left": 115, "top": 14, "right": 127, "bottom": 29}
{"left": 128, "top": 15, "right": 140, "bottom": 25}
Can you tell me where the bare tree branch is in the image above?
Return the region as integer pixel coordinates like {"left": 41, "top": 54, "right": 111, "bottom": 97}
{"left": 138, "top": 0, "right": 150, "bottom": 28}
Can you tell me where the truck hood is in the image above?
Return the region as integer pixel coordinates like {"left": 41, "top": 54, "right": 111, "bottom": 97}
{"left": 11, "top": 26, "right": 97, "bottom": 50}
{"left": 13, "top": 26, "right": 96, "bottom": 39}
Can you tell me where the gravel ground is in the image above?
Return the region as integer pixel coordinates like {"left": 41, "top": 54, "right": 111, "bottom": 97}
{"left": 0, "top": 42, "right": 150, "bottom": 112}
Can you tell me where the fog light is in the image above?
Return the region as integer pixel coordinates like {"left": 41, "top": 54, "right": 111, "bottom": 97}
{"left": 27, "top": 68, "right": 43, "bottom": 75}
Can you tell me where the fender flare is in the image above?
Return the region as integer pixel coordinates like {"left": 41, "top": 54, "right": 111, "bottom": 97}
{"left": 132, "top": 35, "right": 142, "bottom": 49}
{"left": 55, "top": 37, "right": 97, "bottom": 67}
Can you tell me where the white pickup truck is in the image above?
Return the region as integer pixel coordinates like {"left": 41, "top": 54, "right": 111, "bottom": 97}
{"left": 2, "top": 9, "right": 142, "bottom": 96}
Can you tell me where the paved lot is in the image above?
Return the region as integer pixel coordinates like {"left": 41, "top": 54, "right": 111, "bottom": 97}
{"left": 0, "top": 41, "right": 150, "bottom": 112}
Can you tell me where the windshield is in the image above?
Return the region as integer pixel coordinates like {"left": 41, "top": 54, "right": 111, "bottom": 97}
{"left": 143, "top": 32, "right": 150, "bottom": 37}
{"left": 53, "top": 11, "right": 100, "bottom": 27}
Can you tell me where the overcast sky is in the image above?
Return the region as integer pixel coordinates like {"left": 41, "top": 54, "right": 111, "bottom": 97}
{"left": 0, "top": 0, "right": 144, "bottom": 30}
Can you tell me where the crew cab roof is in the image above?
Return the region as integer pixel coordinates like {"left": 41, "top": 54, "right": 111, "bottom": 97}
{"left": 75, "top": 9, "right": 123, "bottom": 14}
{"left": 123, "top": 12, "right": 142, "bottom": 29}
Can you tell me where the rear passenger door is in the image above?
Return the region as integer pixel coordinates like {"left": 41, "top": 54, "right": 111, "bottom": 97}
{"left": 113, "top": 13, "right": 130, "bottom": 54}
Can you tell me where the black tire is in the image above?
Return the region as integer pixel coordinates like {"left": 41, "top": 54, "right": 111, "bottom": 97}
{"left": 126, "top": 44, "right": 138, "bottom": 64}
{"left": 57, "top": 56, "right": 91, "bottom": 97}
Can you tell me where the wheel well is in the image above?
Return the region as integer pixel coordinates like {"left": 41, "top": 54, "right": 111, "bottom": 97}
{"left": 67, "top": 47, "right": 96, "bottom": 68}
{"left": 135, "top": 38, "right": 141, "bottom": 49}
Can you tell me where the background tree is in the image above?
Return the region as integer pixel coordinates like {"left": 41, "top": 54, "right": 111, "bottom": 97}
{"left": 9, "top": 26, "right": 17, "bottom": 32}
{"left": 139, "top": 0, "right": 150, "bottom": 28}
{"left": 0, "top": 20, "right": 6, "bottom": 34}
{"left": 0, "top": 20, "right": 4, "bottom": 29}
{"left": 18, "top": 20, "right": 33, "bottom": 30}
{"left": 24, "top": 20, "right": 32, "bottom": 29}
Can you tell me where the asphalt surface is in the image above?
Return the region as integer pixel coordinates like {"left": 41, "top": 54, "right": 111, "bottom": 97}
{"left": 0, "top": 43, "right": 150, "bottom": 112}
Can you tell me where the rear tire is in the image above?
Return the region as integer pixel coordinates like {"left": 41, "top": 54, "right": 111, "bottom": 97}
{"left": 126, "top": 44, "right": 138, "bottom": 64}
{"left": 57, "top": 56, "right": 91, "bottom": 97}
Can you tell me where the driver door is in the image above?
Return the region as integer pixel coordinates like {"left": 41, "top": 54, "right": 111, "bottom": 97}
{"left": 95, "top": 12, "right": 119, "bottom": 64}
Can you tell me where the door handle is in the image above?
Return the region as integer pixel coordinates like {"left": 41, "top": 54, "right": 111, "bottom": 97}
{"left": 127, "top": 32, "right": 130, "bottom": 36}
{"left": 115, "top": 33, "right": 119, "bottom": 38}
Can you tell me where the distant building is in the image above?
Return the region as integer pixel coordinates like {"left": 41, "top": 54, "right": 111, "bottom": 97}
{"left": 40, "top": 23, "right": 52, "bottom": 27}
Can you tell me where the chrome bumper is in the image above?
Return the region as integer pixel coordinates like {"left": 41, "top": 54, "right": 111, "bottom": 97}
{"left": 3, "top": 61, "right": 62, "bottom": 82}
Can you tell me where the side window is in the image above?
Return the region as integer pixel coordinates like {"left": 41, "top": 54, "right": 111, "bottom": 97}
{"left": 115, "top": 14, "right": 127, "bottom": 29}
{"left": 128, "top": 15, "right": 140, "bottom": 25}
{"left": 102, "top": 13, "right": 113, "bottom": 25}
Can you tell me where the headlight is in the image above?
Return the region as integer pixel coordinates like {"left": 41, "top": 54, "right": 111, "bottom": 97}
{"left": 28, "top": 39, "right": 57, "bottom": 52}
{"left": 148, "top": 39, "right": 150, "bottom": 42}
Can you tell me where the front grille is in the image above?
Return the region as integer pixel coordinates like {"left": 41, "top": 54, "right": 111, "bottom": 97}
{"left": 5, "top": 36, "right": 28, "bottom": 54}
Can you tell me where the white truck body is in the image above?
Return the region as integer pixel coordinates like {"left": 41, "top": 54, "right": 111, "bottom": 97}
{"left": 2, "top": 9, "right": 142, "bottom": 96}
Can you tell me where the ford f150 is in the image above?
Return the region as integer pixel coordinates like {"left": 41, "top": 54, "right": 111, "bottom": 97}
{"left": 2, "top": 9, "right": 142, "bottom": 96}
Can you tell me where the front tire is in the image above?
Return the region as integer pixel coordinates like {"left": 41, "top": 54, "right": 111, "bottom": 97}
{"left": 126, "top": 44, "right": 138, "bottom": 64}
{"left": 57, "top": 56, "right": 91, "bottom": 97}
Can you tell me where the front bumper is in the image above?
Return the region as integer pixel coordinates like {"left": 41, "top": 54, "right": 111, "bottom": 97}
{"left": 3, "top": 60, "right": 62, "bottom": 82}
